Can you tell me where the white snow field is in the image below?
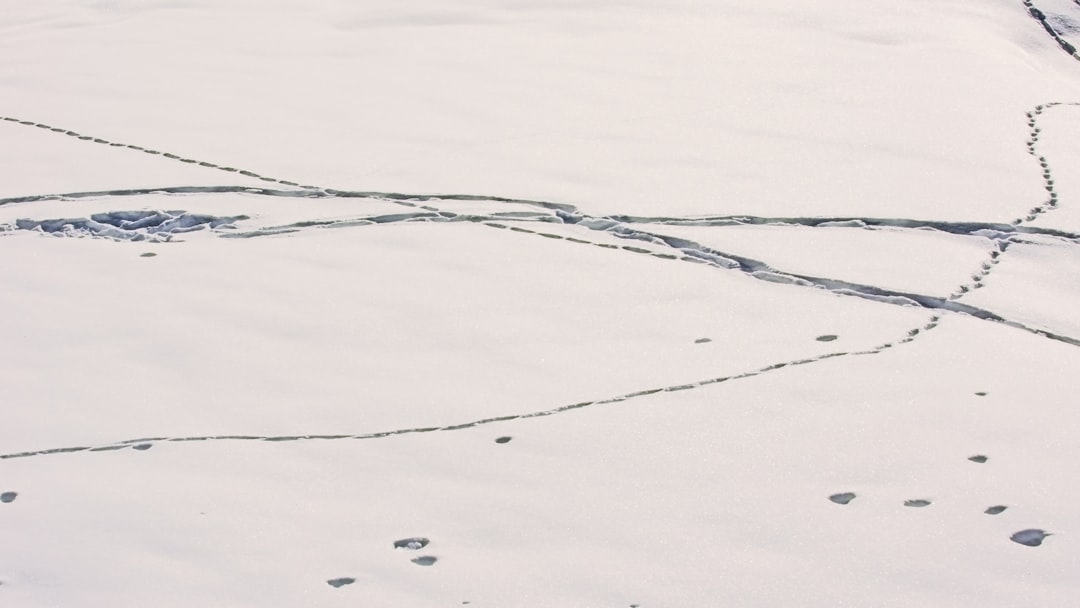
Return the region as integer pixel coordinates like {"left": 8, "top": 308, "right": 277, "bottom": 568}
{"left": 3, "top": 1, "right": 1080, "bottom": 606}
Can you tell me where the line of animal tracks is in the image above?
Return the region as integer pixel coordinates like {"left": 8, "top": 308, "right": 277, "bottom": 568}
{"left": 1, "top": 94, "right": 1078, "bottom": 461}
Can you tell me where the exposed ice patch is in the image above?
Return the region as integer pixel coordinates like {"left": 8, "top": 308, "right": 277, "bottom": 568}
{"left": 12, "top": 210, "right": 248, "bottom": 242}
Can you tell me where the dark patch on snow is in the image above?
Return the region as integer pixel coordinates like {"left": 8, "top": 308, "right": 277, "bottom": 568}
{"left": 411, "top": 556, "right": 438, "bottom": 566}
{"left": 1011, "top": 529, "right": 1051, "bottom": 547}
{"left": 394, "top": 537, "right": 429, "bottom": 551}
{"left": 829, "top": 492, "right": 856, "bottom": 505}
{"left": 13, "top": 210, "right": 248, "bottom": 242}
{"left": 904, "top": 499, "right": 932, "bottom": 508}
{"left": 985, "top": 505, "right": 1008, "bottom": 515}
{"left": 0, "top": 492, "right": 16, "bottom": 504}
{"left": 495, "top": 436, "right": 512, "bottom": 444}
{"left": 326, "top": 577, "right": 355, "bottom": 588}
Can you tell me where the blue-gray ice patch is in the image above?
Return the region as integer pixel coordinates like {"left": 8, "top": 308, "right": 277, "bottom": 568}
{"left": 12, "top": 210, "right": 248, "bottom": 242}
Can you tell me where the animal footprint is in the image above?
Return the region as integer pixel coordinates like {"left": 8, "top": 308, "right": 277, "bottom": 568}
{"left": 985, "top": 505, "right": 1008, "bottom": 515}
{"left": 0, "top": 492, "right": 16, "bottom": 504}
{"left": 816, "top": 335, "right": 838, "bottom": 342}
{"left": 829, "top": 492, "right": 856, "bottom": 505}
{"left": 411, "top": 556, "right": 438, "bottom": 566}
{"left": 904, "top": 499, "right": 931, "bottom": 508}
{"left": 968, "top": 455, "right": 988, "bottom": 463}
{"left": 326, "top": 577, "right": 355, "bottom": 588}
{"left": 495, "top": 436, "right": 512, "bottom": 444}
{"left": 1010, "top": 529, "right": 1051, "bottom": 547}
{"left": 393, "top": 537, "right": 429, "bottom": 551}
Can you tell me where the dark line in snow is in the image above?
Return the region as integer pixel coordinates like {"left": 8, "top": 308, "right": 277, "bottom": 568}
{"left": 605, "top": 214, "right": 1080, "bottom": 242}
{"left": 0, "top": 95, "right": 1077, "bottom": 464}
{"left": 2, "top": 105, "right": 1079, "bottom": 349}
{"left": 0, "top": 115, "right": 321, "bottom": 191}
{"left": 1023, "top": 1, "right": 1080, "bottom": 59}
{"left": 0, "top": 316, "right": 942, "bottom": 461}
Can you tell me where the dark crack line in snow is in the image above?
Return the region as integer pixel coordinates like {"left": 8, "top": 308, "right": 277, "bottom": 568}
{"left": 2, "top": 109, "right": 1078, "bottom": 348}
{"left": 0, "top": 185, "right": 336, "bottom": 207}
{"left": 0, "top": 316, "right": 942, "bottom": 461}
{"left": 479, "top": 217, "right": 1080, "bottom": 347}
{"left": 2, "top": 98, "right": 1076, "bottom": 461}
{"left": 217, "top": 207, "right": 1079, "bottom": 346}
{"left": 1024, "top": 1, "right": 1080, "bottom": 59}
{"left": 0, "top": 184, "right": 1056, "bottom": 334}
{"left": 85, "top": 201, "right": 1072, "bottom": 346}
{"left": 939, "top": 102, "right": 1080, "bottom": 304}
{"left": 601, "top": 214, "right": 1080, "bottom": 243}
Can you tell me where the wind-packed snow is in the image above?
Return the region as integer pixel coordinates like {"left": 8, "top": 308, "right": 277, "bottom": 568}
{"left": 3, "top": 1, "right": 1080, "bottom": 607}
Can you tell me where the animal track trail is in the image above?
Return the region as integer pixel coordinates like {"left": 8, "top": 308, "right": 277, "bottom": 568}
{"left": 13, "top": 192, "right": 1077, "bottom": 350}
{"left": 393, "top": 537, "right": 438, "bottom": 567}
{"left": 5, "top": 111, "right": 1080, "bottom": 348}
{"left": 0, "top": 103, "right": 1077, "bottom": 464}
{"left": 0, "top": 116, "right": 321, "bottom": 191}
{"left": 0, "top": 318, "right": 943, "bottom": 463}
{"left": 944, "top": 102, "right": 1080, "bottom": 304}
{"left": 827, "top": 393, "right": 1059, "bottom": 547}
{"left": 483, "top": 213, "right": 1080, "bottom": 348}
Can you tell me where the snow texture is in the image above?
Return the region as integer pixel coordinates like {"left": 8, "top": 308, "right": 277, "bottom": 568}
{"left": 2, "top": 1, "right": 1080, "bottom": 607}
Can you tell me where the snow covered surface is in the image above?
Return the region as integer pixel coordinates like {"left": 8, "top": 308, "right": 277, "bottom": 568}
{"left": 3, "top": 1, "right": 1080, "bottom": 606}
